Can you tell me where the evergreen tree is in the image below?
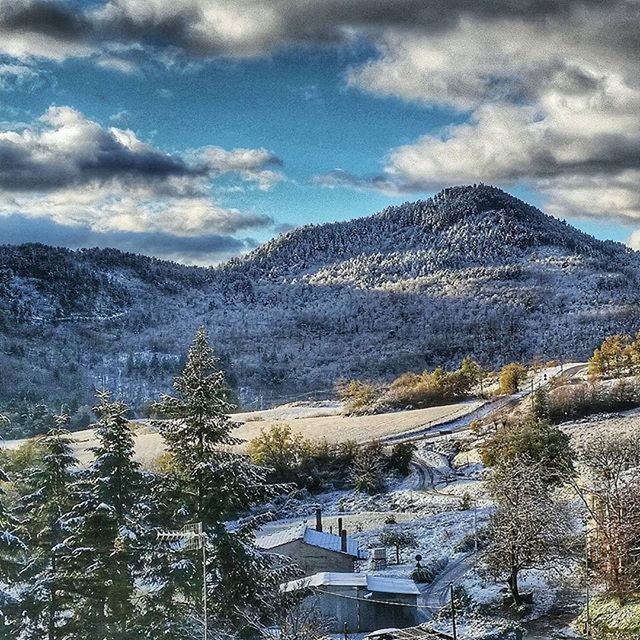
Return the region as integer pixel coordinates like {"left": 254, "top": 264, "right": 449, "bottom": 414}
{"left": 63, "top": 392, "right": 143, "bottom": 639}
{"left": 531, "top": 386, "right": 550, "bottom": 421}
{"left": 0, "top": 414, "right": 25, "bottom": 635}
{"left": 152, "top": 327, "right": 285, "bottom": 631}
{"left": 17, "top": 415, "right": 78, "bottom": 640}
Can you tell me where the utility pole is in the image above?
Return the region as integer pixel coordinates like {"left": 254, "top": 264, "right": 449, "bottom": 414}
{"left": 202, "top": 540, "right": 208, "bottom": 640}
{"left": 450, "top": 583, "right": 458, "bottom": 640}
{"left": 473, "top": 500, "right": 479, "bottom": 561}
{"left": 585, "top": 534, "right": 591, "bottom": 638}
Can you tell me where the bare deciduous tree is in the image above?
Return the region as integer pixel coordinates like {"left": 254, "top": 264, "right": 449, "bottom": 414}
{"left": 571, "top": 434, "right": 640, "bottom": 604}
{"left": 484, "top": 458, "right": 571, "bottom": 606}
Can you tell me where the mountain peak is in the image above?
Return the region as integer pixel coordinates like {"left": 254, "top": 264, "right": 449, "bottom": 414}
{"left": 230, "top": 185, "right": 625, "bottom": 283}
{"left": 378, "top": 183, "right": 543, "bottom": 229}
{"left": 2, "top": 186, "right": 640, "bottom": 411}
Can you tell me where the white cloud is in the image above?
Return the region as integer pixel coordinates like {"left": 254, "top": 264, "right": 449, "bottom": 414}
{"left": 0, "top": 106, "right": 280, "bottom": 236}
{"left": 1, "top": 0, "right": 639, "bottom": 229}
{"left": 336, "top": 5, "right": 640, "bottom": 224}
{"left": 627, "top": 229, "right": 640, "bottom": 251}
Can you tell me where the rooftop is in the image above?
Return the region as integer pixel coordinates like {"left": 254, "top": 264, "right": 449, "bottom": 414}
{"left": 256, "top": 524, "right": 367, "bottom": 559}
{"left": 281, "top": 572, "right": 420, "bottom": 596}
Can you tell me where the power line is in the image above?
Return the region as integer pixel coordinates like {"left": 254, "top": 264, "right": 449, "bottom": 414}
{"left": 306, "top": 586, "right": 441, "bottom": 612}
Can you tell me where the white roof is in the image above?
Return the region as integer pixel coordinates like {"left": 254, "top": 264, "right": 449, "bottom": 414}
{"left": 256, "top": 525, "right": 366, "bottom": 558}
{"left": 282, "top": 572, "right": 420, "bottom": 596}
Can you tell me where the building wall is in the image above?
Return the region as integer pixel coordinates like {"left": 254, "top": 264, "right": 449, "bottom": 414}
{"left": 305, "top": 587, "right": 418, "bottom": 633}
{"left": 269, "top": 540, "right": 356, "bottom": 575}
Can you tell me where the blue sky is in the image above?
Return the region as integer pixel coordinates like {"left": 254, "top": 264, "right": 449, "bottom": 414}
{"left": 0, "top": 1, "right": 637, "bottom": 262}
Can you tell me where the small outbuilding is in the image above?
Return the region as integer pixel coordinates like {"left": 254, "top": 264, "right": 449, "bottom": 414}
{"left": 281, "top": 572, "right": 420, "bottom": 633}
{"left": 256, "top": 521, "right": 367, "bottom": 574}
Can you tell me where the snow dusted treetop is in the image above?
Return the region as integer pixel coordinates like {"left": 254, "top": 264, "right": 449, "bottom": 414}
{"left": 154, "top": 326, "right": 268, "bottom": 526}
{"left": 92, "top": 390, "right": 141, "bottom": 519}
{"left": 0, "top": 413, "right": 25, "bottom": 631}
{"left": 16, "top": 415, "right": 78, "bottom": 639}
{"left": 150, "top": 327, "right": 291, "bottom": 632}
{"left": 158, "top": 326, "right": 240, "bottom": 456}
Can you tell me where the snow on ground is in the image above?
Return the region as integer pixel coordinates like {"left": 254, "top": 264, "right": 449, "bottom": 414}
{"left": 261, "top": 425, "right": 594, "bottom": 639}
{"left": 263, "top": 458, "right": 491, "bottom": 573}
{"left": 0, "top": 400, "right": 484, "bottom": 466}
{"left": 234, "top": 399, "right": 484, "bottom": 444}
{"left": 234, "top": 400, "right": 342, "bottom": 423}
{"left": 561, "top": 409, "right": 640, "bottom": 446}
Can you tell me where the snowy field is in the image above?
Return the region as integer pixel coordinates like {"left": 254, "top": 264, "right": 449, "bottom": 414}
{"left": 233, "top": 399, "right": 483, "bottom": 444}
{"left": 1, "top": 400, "right": 484, "bottom": 467}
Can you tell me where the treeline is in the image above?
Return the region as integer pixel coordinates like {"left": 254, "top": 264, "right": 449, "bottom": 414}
{"left": 0, "top": 328, "right": 292, "bottom": 639}
{"left": 337, "top": 356, "right": 486, "bottom": 415}
{"left": 248, "top": 423, "right": 414, "bottom": 494}
{"left": 0, "top": 399, "right": 94, "bottom": 439}
{"left": 589, "top": 332, "right": 640, "bottom": 378}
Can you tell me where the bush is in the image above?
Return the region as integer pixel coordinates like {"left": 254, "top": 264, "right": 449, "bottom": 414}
{"left": 353, "top": 442, "right": 387, "bottom": 494}
{"left": 411, "top": 557, "right": 448, "bottom": 584}
{"left": 336, "top": 380, "right": 380, "bottom": 415}
{"left": 548, "top": 380, "right": 640, "bottom": 422}
{"left": 459, "top": 491, "right": 473, "bottom": 510}
{"left": 574, "top": 595, "right": 640, "bottom": 639}
{"left": 480, "top": 417, "right": 574, "bottom": 487}
{"left": 498, "top": 362, "right": 528, "bottom": 395}
{"left": 387, "top": 442, "right": 415, "bottom": 476}
{"left": 248, "top": 423, "right": 305, "bottom": 482}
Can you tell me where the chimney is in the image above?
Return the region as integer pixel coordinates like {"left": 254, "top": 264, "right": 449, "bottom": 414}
{"left": 341, "top": 528, "right": 348, "bottom": 553}
{"left": 315, "top": 506, "right": 323, "bottom": 532}
{"left": 337, "top": 517, "right": 343, "bottom": 536}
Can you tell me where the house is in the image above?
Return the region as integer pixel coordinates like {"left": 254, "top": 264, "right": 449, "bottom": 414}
{"left": 281, "top": 572, "right": 420, "bottom": 633}
{"left": 256, "top": 512, "right": 367, "bottom": 575}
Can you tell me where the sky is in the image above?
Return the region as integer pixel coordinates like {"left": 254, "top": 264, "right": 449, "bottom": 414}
{"left": 0, "top": 1, "right": 638, "bottom": 264}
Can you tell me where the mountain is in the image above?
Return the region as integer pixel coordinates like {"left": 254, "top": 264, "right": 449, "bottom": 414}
{"left": 2, "top": 184, "right": 640, "bottom": 423}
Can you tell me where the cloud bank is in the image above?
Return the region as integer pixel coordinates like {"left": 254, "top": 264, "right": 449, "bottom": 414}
{"left": 0, "top": 106, "right": 282, "bottom": 261}
{"left": 1, "top": 0, "right": 639, "bottom": 232}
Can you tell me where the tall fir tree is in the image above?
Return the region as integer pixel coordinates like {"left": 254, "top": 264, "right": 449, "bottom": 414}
{"left": 150, "top": 327, "right": 287, "bottom": 633}
{"left": 63, "top": 392, "right": 144, "bottom": 639}
{"left": 17, "top": 415, "right": 78, "bottom": 640}
{"left": 0, "top": 414, "right": 25, "bottom": 637}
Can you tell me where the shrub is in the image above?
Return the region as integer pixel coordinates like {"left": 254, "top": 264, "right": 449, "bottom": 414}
{"left": 337, "top": 380, "right": 380, "bottom": 415}
{"left": 498, "top": 362, "right": 528, "bottom": 395}
{"left": 387, "top": 442, "right": 415, "bottom": 476}
{"left": 411, "top": 557, "right": 448, "bottom": 584}
{"left": 480, "top": 417, "right": 574, "bottom": 487}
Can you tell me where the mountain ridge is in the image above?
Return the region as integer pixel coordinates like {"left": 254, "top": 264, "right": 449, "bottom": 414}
{"left": 1, "top": 184, "right": 639, "bottom": 421}
{"left": 223, "top": 184, "right": 634, "bottom": 282}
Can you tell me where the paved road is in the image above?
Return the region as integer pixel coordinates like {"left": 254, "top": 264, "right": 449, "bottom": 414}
{"left": 420, "top": 553, "right": 475, "bottom": 618}
{"left": 407, "top": 453, "right": 476, "bottom": 619}
{"left": 382, "top": 364, "right": 588, "bottom": 446}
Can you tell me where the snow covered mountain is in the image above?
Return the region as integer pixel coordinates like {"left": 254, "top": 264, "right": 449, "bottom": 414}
{"left": 2, "top": 184, "right": 639, "bottom": 416}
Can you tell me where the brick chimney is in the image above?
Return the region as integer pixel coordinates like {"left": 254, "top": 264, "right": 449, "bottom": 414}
{"left": 341, "top": 528, "right": 348, "bottom": 553}
{"left": 315, "top": 506, "right": 323, "bottom": 532}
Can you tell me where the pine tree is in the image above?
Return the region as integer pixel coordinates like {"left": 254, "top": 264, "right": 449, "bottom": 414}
{"left": 0, "top": 414, "right": 25, "bottom": 635}
{"left": 17, "top": 415, "right": 78, "bottom": 640}
{"left": 151, "top": 327, "right": 285, "bottom": 632}
{"left": 62, "top": 392, "right": 143, "bottom": 639}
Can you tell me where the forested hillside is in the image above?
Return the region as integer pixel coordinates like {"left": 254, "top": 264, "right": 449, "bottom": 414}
{"left": 2, "top": 184, "right": 640, "bottom": 432}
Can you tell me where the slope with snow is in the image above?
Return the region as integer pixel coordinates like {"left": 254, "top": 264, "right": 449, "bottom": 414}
{"left": 1, "top": 185, "right": 639, "bottom": 416}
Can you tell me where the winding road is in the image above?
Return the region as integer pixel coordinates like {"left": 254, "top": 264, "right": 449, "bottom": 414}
{"left": 382, "top": 363, "right": 587, "bottom": 446}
